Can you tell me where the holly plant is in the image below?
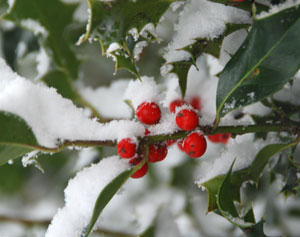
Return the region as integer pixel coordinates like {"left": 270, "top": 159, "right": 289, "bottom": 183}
{"left": 0, "top": 0, "right": 300, "bottom": 236}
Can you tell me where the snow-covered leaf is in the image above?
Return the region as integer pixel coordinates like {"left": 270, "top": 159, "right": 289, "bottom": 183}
{"left": 41, "top": 70, "right": 79, "bottom": 103}
{"left": 209, "top": 0, "right": 269, "bottom": 14}
{"left": 3, "top": 0, "right": 80, "bottom": 78}
{"left": 216, "top": 5, "right": 300, "bottom": 121}
{"left": 201, "top": 141, "right": 299, "bottom": 212}
{"left": 78, "top": 0, "right": 176, "bottom": 78}
{"left": 82, "top": 155, "right": 148, "bottom": 237}
{"left": 0, "top": 111, "right": 38, "bottom": 165}
{"left": 168, "top": 23, "right": 249, "bottom": 98}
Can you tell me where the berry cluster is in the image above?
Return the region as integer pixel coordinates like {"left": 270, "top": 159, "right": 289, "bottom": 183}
{"left": 117, "top": 101, "right": 167, "bottom": 179}
{"left": 171, "top": 97, "right": 231, "bottom": 156}
{"left": 117, "top": 97, "right": 230, "bottom": 179}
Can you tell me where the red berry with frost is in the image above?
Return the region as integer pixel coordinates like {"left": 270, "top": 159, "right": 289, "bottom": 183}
{"left": 176, "top": 109, "right": 199, "bottom": 131}
{"left": 169, "top": 99, "right": 187, "bottom": 113}
{"left": 117, "top": 138, "right": 136, "bottom": 159}
{"left": 136, "top": 102, "right": 161, "bottom": 125}
{"left": 184, "top": 132, "right": 207, "bottom": 158}
{"left": 148, "top": 143, "right": 168, "bottom": 163}
{"left": 129, "top": 158, "right": 148, "bottom": 179}
{"left": 166, "top": 139, "right": 177, "bottom": 146}
{"left": 190, "top": 96, "right": 202, "bottom": 112}
{"left": 177, "top": 139, "right": 185, "bottom": 151}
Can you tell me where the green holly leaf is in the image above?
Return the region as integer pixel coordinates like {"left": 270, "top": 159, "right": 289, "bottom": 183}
{"left": 78, "top": 0, "right": 176, "bottom": 78}
{"left": 217, "top": 160, "right": 239, "bottom": 219}
{"left": 216, "top": 5, "right": 300, "bottom": 122}
{"left": 201, "top": 141, "right": 299, "bottom": 212}
{"left": 168, "top": 23, "right": 249, "bottom": 98}
{"left": 249, "top": 143, "right": 297, "bottom": 184}
{"left": 82, "top": 155, "right": 148, "bottom": 237}
{"left": 0, "top": 111, "right": 39, "bottom": 165}
{"left": 242, "top": 220, "right": 266, "bottom": 237}
{"left": 3, "top": 0, "right": 80, "bottom": 78}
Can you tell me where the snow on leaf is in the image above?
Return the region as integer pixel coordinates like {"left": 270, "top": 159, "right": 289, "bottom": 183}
{"left": 0, "top": 58, "right": 145, "bottom": 149}
{"left": 45, "top": 156, "right": 131, "bottom": 237}
{"left": 3, "top": 0, "right": 80, "bottom": 78}
{"left": 77, "top": 0, "right": 176, "bottom": 79}
{"left": 216, "top": 4, "right": 300, "bottom": 123}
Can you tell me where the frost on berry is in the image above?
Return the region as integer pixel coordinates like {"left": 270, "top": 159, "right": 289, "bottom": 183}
{"left": 117, "top": 138, "right": 136, "bottom": 158}
{"left": 184, "top": 132, "right": 207, "bottom": 158}
{"left": 136, "top": 102, "right": 161, "bottom": 125}
{"left": 148, "top": 143, "right": 168, "bottom": 163}
{"left": 176, "top": 109, "right": 199, "bottom": 131}
{"left": 129, "top": 157, "right": 148, "bottom": 179}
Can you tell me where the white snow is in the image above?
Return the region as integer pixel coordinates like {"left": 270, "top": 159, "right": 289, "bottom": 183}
{"left": 0, "top": 58, "right": 145, "bottom": 147}
{"left": 21, "top": 150, "right": 39, "bottom": 167}
{"left": 170, "top": 1, "right": 185, "bottom": 11}
{"left": 148, "top": 113, "right": 178, "bottom": 135}
{"left": 257, "top": 0, "right": 300, "bottom": 18}
{"left": 163, "top": 0, "right": 251, "bottom": 63}
{"left": 36, "top": 47, "right": 51, "bottom": 79}
{"left": 106, "top": 42, "right": 121, "bottom": 53}
{"left": 46, "top": 156, "right": 130, "bottom": 237}
{"left": 20, "top": 19, "right": 48, "bottom": 37}
{"left": 8, "top": 0, "right": 15, "bottom": 10}
{"left": 71, "top": 148, "right": 99, "bottom": 172}
{"left": 133, "top": 41, "right": 148, "bottom": 61}
{"left": 79, "top": 80, "right": 132, "bottom": 119}
{"left": 273, "top": 76, "right": 300, "bottom": 106}
{"left": 124, "top": 76, "right": 162, "bottom": 109}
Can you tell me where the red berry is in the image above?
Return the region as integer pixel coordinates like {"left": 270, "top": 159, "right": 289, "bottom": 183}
{"left": 169, "top": 99, "right": 187, "bottom": 113}
{"left": 117, "top": 138, "right": 136, "bottom": 159}
{"left": 207, "top": 134, "right": 220, "bottom": 143}
{"left": 177, "top": 139, "right": 185, "bottom": 151}
{"left": 129, "top": 158, "right": 148, "bottom": 179}
{"left": 144, "top": 128, "right": 150, "bottom": 136}
{"left": 148, "top": 143, "right": 168, "bottom": 163}
{"left": 190, "top": 96, "right": 202, "bottom": 112}
{"left": 136, "top": 102, "right": 161, "bottom": 125}
{"left": 176, "top": 109, "right": 199, "bottom": 131}
{"left": 166, "top": 139, "right": 177, "bottom": 146}
{"left": 208, "top": 133, "right": 230, "bottom": 144}
{"left": 184, "top": 132, "right": 207, "bottom": 158}
{"left": 219, "top": 133, "right": 231, "bottom": 144}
